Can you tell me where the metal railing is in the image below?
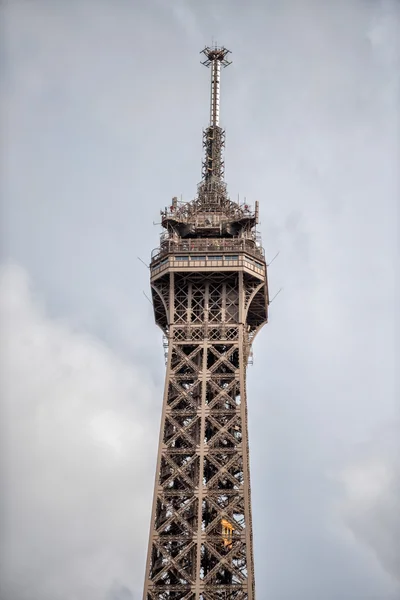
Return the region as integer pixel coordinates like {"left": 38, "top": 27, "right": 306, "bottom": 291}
{"left": 151, "top": 237, "right": 264, "bottom": 261}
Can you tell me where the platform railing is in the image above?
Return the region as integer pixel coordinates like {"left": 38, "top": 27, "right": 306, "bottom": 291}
{"left": 151, "top": 237, "right": 264, "bottom": 261}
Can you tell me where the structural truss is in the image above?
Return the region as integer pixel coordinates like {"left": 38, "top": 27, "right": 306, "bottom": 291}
{"left": 143, "top": 45, "right": 269, "bottom": 600}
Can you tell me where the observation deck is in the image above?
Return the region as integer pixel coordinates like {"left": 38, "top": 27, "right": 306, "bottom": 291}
{"left": 150, "top": 237, "right": 266, "bottom": 283}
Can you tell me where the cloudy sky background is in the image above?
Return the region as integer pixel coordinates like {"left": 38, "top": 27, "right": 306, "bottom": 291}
{"left": 0, "top": 0, "right": 399, "bottom": 599}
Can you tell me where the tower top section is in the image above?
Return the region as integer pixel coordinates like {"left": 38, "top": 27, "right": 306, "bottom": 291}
{"left": 200, "top": 45, "right": 232, "bottom": 69}
{"left": 160, "top": 46, "right": 259, "bottom": 241}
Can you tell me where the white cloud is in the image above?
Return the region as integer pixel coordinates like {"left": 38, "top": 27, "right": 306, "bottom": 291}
{"left": 0, "top": 264, "right": 159, "bottom": 600}
{"left": 338, "top": 430, "right": 400, "bottom": 585}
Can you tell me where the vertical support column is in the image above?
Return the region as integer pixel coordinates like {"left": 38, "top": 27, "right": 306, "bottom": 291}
{"left": 239, "top": 271, "right": 244, "bottom": 324}
{"left": 143, "top": 290, "right": 174, "bottom": 600}
{"left": 169, "top": 272, "right": 175, "bottom": 326}
{"left": 241, "top": 380, "right": 256, "bottom": 598}
{"left": 221, "top": 282, "right": 227, "bottom": 325}
{"left": 195, "top": 283, "right": 209, "bottom": 599}
{"left": 187, "top": 280, "right": 192, "bottom": 324}
{"left": 239, "top": 271, "right": 256, "bottom": 598}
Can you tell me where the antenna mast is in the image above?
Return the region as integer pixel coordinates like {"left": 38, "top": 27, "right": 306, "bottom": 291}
{"left": 200, "top": 45, "right": 232, "bottom": 195}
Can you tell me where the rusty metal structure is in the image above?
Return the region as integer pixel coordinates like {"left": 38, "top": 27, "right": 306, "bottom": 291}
{"left": 143, "top": 46, "right": 269, "bottom": 600}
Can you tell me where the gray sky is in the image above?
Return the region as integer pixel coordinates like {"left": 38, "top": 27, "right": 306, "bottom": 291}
{"left": 0, "top": 1, "right": 399, "bottom": 599}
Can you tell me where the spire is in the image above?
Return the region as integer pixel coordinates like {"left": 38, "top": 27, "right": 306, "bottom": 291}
{"left": 200, "top": 46, "right": 231, "bottom": 184}
{"left": 161, "top": 46, "right": 259, "bottom": 227}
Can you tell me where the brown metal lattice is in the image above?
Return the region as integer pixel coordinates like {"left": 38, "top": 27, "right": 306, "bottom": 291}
{"left": 144, "top": 46, "right": 269, "bottom": 600}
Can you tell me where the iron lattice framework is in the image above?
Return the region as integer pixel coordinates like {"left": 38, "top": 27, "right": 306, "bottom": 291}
{"left": 143, "top": 46, "right": 269, "bottom": 600}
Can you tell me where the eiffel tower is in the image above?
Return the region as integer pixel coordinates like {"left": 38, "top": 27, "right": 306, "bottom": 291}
{"left": 143, "top": 46, "right": 269, "bottom": 600}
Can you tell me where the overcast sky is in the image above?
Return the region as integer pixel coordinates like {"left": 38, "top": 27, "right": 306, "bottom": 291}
{"left": 0, "top": 1, "right": 399, "bottom": 599}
